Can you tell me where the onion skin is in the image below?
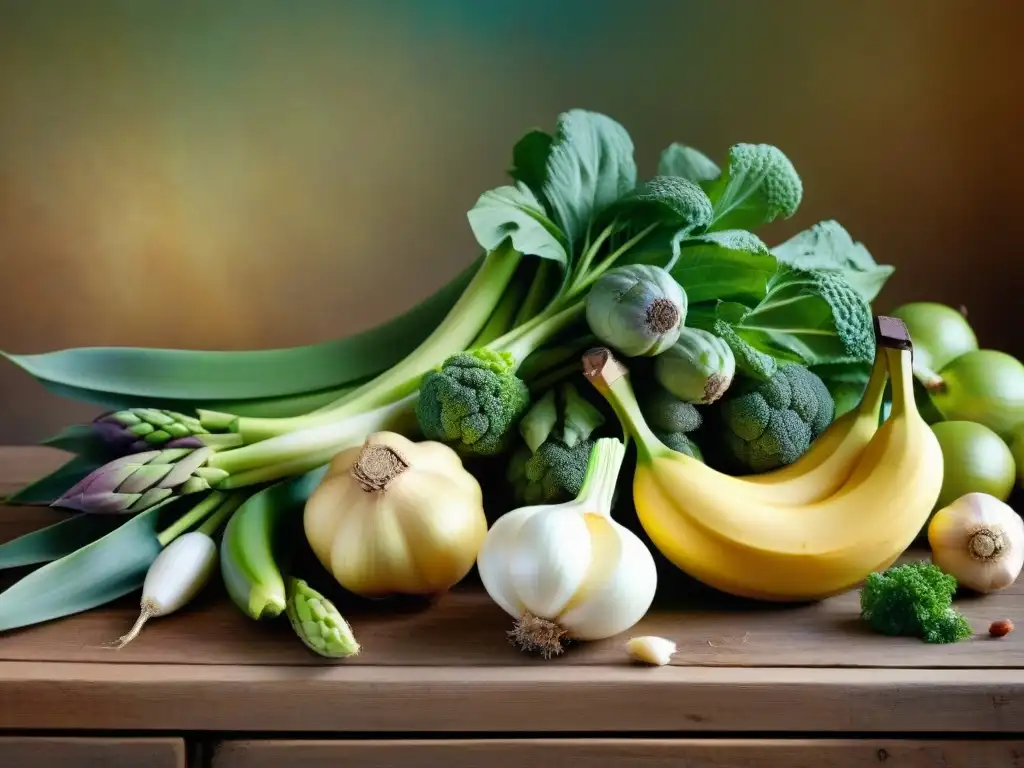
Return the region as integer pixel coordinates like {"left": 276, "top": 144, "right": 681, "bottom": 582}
{"left": 927, "top": 492, "right": 1024, "bottom": 594}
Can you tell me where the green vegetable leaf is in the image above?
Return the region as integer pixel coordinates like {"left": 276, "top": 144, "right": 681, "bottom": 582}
{"left": 559, "top": 384, "right": 605, "bottom": 448}
{"left": 509, "top": 129, "right": 554, "bottom": 202}
{"left": 771, "top": 220, "right": 895, "bottom": 302}
{"left": 467, "top": 183, "right": 569, "bottom": 270}
{"left": 542, "top": 109, "right": 637, "bottom": 246}
{"left": 40, "top": 424, "right": 115, "bottom": 461}
{"left": 0, "top": 498, "right": 180, "bottom": 632}
{"left": 658, "top": 143, "right": 721, "bottom": 184}
{"left": 703, "top": 144, "right": 803, "bottom": 231}
{"left": 812, "top": 359, "right": 873, "bottom": 418}
{"left": 671, "top": 230, "right": 776, "bottom": 305}
{"left": 4, "top": 455, "right": 106, "bottom": 506}
{"left": 519, "top": 389, "right": 559, "bottom": 453}
{"left": 1, "top": 256, "right": 481, "bottom": 404}
{"left": 0, "top": 514, "right": 124, "bottom": 570}
{"left": 711, "top": 320, "right": 779, "bottom": 381}
{"left": 716, "top": 266, "right": 875, "bottom": 368}
{"left": 609, "top": 176, "right": 713, "bottom": 232}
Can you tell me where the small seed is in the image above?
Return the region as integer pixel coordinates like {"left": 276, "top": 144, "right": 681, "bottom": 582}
{"left": 989, "top": 619, "right": 1014, "bottom": 638}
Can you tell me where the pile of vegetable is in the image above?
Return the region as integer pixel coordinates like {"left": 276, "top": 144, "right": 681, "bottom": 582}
{"left": 0, "top": 107, "right": 1020, "bottom": 659}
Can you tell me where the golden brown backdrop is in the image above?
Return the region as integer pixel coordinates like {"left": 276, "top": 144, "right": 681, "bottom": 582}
{"left": 1, "top": 0, "right": 1022, "bottom": 443}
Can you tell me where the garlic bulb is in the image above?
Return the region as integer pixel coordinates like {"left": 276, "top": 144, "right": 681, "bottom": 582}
{"left": 477, "top": 438, "right": 658, "bottom": 658}
{"left": 928, "top": 492, "right": 1024, "bottom": 594}
{"left": 304, "top": 431, "right": 488, "bottom": 597}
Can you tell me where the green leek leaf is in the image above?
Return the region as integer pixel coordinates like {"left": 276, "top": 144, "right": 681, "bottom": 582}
{"left": 0, "top": 514, "right": 123, "bottom": 570}
{"left": 40, "top": 425, "right": 115, "bottom": 460}
{"left": 4, "top": 455, "right": 106, "bottom": 506}
{"left": 0, "top": 498, "right": 182, "bottom": 632}
{"left": 1, "top": 256, "right": 481, "bottom": 404}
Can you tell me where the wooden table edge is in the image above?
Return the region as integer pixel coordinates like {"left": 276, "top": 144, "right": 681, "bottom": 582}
{"left": 1, "top": 662, "right": 1021, "bottom": 733}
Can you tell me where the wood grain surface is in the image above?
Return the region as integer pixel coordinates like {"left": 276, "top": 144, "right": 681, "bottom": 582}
{"left": 0, "top": 737, "right": 185, "bottom": 768}
{"left": 211, "top": 739, "right": 1024, "bottom": 768}
{"left": 1, "top": 446, "right": 1023, "bottom": 734}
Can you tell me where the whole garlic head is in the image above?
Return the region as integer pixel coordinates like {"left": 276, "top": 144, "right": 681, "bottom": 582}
{"left": 928, "top": 492, "right": 1024, "bottom": 594}
{"left": 477, "top": 438, "right": 658, "bottom": 658}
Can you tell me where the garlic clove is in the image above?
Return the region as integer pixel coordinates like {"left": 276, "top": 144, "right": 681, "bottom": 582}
{"left": 477, "top": 506, "right": 537, "bottom": 618}
{"left": 626, "top": 635, "right": 677, "bottom": 666}
{"left": 557, "top": 519, "right": 658, "bottom": 641}
{"left": 928, "top": 492, "right": 1024, "bottom": 594}
{"left": 507, "top": 505, "right": 593, "bottom": 618}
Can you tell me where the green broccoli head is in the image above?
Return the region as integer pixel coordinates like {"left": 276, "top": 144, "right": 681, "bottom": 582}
{"left": 642, "top": 386, "right": 703, "bottom": 434}
{"left": 717, "top": 363, "right": 834, "bottom": 472}
{"left": 416, "top": 348, "right": 531, "bottom": 457}
{"left": 860, "top": 561, "right": 973, "bottom": 644}
{"left": 656, "top": 431, "right": 703, "bottom": 461}
{"left": 704, "top": 143, "right": 803, "bottom": 230}
{"left": 507, "top": 438, "right": 594, "bottom": 505}
{"left": 640, "top": 385, "right": 704, "bottom": 461}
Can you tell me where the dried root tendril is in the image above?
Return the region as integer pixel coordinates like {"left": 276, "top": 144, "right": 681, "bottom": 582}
{"left": 508, "top": 612, "right": 572, "bottom": 659}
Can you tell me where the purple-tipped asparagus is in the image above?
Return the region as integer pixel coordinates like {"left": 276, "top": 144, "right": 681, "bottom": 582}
{"left": 93, "top": 409, "right": 208, "bottom": 456}
{"left": 92, "top": 408, "right": 209, "bottom": 454}
{"left": 53, "top": 447, "right": 229, "bottom": 514}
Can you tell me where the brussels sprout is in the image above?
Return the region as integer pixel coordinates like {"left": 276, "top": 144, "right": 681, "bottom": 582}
{"left": 585, "top": 265, "right": 687, "bottom": 358}
{"left": 654, "top": 327, "right": 736, "bottom": 405}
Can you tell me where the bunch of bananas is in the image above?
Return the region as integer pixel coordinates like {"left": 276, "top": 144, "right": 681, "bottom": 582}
{"left": 584, "top": 316, "right": 945, "bottom": 602}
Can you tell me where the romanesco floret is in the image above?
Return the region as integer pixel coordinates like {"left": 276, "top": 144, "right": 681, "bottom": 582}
{"left": 507, "top": 438, "right": 594, "bottom": 505}
{"left": 717, "top": 363, "right": 834, "bottom": 472}
{"left": 860, "top": 562, "right": 973, "bottom": 644}
{"left": 416, "top": 348, "right": 531, "bottom": 457}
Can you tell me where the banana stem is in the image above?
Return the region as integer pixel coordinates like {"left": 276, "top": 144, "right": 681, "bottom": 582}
{"left": 582, "top": 348, "right": 669, "bottom": 463}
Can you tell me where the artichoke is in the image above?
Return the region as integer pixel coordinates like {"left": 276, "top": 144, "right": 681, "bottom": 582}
{"left": 286, "top": 578, "right": 360, "bottom": 659}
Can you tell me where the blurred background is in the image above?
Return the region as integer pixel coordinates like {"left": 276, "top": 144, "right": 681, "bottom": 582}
{"left": 1, "top": 0, "right": 1021, "bottom": 443}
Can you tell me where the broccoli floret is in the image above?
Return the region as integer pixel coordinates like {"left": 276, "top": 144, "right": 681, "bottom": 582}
{"left": 704, "top": 143, "right": 803, "bottom": 230}
{"left": 657, "top": 431, "right": 703, "bottom": 461}
{"left": 507, "top": 383, "right": 607, "bottom": 504}
{"left": 641, "top": 386, "right": 705, "bottom": 461}
{"left": 717, "top": 363, "right": 834, "bottom": 472}
{"left": 860, "top": 562, "right": 973, "bottom": 644}
{"left": 643, "top": 387, "right": 703, "bottom": 434}
{"left": 416, "top": 349, "right": 531, "bottom": 457}
{"left": 507, "top": 438, "right": 594, "bottom": 505}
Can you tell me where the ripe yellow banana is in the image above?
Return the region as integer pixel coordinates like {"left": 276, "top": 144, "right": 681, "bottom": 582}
{"left": 583, "top": 323, "right": 944, "bottom": 602}
{"left": 739, "top": 344, "right": 889, "bottom": 502}
{"left": 583, "top": 344, "right": 888, "bottom": 509}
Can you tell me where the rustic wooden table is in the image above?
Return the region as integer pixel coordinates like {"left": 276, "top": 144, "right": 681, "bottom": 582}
{"left": 1, "top": 446, "right": 1022, "bottom": 767}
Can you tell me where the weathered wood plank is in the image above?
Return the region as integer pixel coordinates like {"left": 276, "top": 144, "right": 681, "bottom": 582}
{"left": 211, "top": 738, "right": 1024, "bottom": 768}
{"left": 1, "top": 663, "right": 1021, "bottom": 733}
